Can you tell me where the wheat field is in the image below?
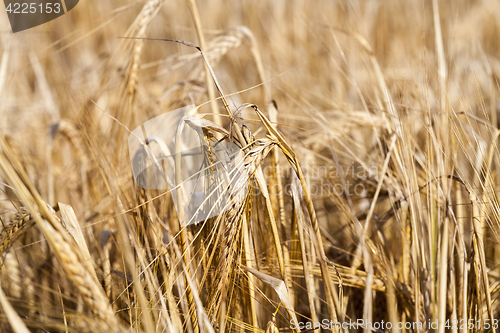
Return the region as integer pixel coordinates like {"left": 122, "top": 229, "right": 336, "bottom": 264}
{"left": 0, "top": 0, "right": 500, "bottom": 332}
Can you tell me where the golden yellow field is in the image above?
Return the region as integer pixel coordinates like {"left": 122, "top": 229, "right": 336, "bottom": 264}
{"left": 1, "top": 0, "right": 500, "bottom": 332}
